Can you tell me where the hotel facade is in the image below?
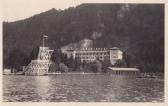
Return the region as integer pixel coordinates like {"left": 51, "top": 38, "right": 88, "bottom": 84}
{"left": 66, "top": 47, "right": 123, "bottom": 65}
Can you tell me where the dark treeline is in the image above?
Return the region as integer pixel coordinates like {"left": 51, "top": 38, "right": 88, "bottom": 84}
{"left": 4, "top": 45, "right": 138, "bottom": 73}
{"left": 3, "top": 4, "right": 164, "bottom": 73}
{"left": 49, "top": 50, "right": 124, "bottom": 73}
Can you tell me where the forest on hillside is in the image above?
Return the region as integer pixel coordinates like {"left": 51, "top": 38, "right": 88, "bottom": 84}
{"left": 3, "top": 4, "right": 164, "bottom": 73}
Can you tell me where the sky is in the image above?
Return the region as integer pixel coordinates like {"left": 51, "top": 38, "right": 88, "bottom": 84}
{"left": 1, "top": 0, "right": 82, "bottom": 22}
{"left": 1, "top": 0, "right": 164, "bottom": 22}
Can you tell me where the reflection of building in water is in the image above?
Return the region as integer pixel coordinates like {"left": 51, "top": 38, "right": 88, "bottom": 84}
{"left": 65, "top": 47, "right": 123, "bottom": 65}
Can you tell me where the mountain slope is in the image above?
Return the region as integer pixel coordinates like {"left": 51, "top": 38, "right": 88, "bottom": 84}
{"left": 61, "top": 38, "right": 94, "bottom": 53}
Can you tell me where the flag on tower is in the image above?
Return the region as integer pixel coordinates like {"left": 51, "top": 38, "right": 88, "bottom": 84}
{"left": 43, "top": 34, "right": 48, "bottom": 38}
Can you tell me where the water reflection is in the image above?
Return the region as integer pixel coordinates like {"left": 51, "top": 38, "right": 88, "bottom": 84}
{"left": 34, "top": 76, "right": 50, "bottom": 101}
{"left": 3, "top": 74, "right": 164, "bottom": 102}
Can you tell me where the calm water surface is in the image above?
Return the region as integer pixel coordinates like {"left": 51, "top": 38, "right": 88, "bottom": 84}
{"left": 3, "top": 74, "right": 164, "bottom": 102}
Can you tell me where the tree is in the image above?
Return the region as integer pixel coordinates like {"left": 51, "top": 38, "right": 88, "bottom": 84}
{"left": 59, "top": 63, "right": 68, "bottom": 72}
{"left": 48, "top": 62, "right": 60, "bottom": 73}
{"left": 90, "top": 61, "right": 99, "bottom": 73}
{"left": 101, "top": 58, "right": 111, "bottom": 73}
{"left": 122, "top": 52, "right": 131, "bottom": 67}
{"left": 29, "top": 46, "right": 39, "bottom": 60}
{"left": 114, "top": 59, "right": 122, "bottom": 67}
{"left": 74, "top": 56, "right": 82, "bottom": 71}
{"left": 50, "top": 49, "right": 61, "bottom": 65}
{"left": 7, "top": 49, "right": 29, "bottom": 72}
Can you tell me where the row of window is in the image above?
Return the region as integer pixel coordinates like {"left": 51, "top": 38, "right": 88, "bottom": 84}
{"left": 79, "top": 57, "right": 95, "bottom": 59}
{"left": 77, "top": 55, "right": 110, "bottom": 58}
{"left": 76, "top": 52, "right": 110, "bottom": 56}
{"left": 78, "top": 56, "right": 111, "bottom": 60}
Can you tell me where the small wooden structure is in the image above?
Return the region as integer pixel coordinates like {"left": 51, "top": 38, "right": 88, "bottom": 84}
{"left": 107, "top": 67, "right": 140, "bottom": 76}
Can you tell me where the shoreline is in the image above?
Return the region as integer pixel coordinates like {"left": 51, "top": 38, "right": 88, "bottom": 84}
{"left": 3, "top": 73, "right": 164, "bottom": 80}
{"left": 3, "top": 72, "right": 103, "bottom": 75}
{"left": 47, "top": 72, "right": 103, "bottom": 75}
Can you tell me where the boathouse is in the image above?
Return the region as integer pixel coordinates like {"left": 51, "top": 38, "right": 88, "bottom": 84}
{"left": 107, "top": 67, "right": 140, "bottom": 75}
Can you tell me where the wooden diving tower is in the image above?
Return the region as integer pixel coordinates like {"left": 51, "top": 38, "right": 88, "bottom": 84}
{"left": 23, "top": 47, "right": 53, "bottom": 75}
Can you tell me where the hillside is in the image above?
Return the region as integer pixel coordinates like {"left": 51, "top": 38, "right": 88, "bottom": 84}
{"left": 61, "top": 38, "right": 94, "bottom": 53}
{"left": 3, "top": 4, "right": 164, "bottom": 72}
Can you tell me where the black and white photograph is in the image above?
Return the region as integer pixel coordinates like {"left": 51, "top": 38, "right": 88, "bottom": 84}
{"left": 1, "top": 0, "right": 166, "bottom": 104}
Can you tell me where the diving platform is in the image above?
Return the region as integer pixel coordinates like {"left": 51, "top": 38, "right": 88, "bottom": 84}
{"left": 23, "top": 47, "right": 53, "bottom": 75}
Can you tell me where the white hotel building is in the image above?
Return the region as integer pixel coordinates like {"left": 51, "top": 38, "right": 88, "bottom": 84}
{"left": 66, "top": 47, "right": 123, "bottom": 65}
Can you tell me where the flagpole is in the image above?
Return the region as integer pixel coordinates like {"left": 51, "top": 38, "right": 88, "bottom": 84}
{"left": 43, "top": 35, "right": 44, "bottom": 48}
{"left": 43, "top": 34, "right": 48, "bottom": 48}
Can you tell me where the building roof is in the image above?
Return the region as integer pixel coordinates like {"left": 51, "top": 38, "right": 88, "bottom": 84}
{"left": 108, "top": 67, "right": 140, "bottom": 72}
{"left": 66, "top": 47, "right": 122, "bottom": 52}
{"left": 110, "top": 47, "right": 120, "bottom": 50}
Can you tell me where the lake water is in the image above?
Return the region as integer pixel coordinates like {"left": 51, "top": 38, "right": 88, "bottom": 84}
{"left": 3, "top": 74, "right": 164, "bottom": 102}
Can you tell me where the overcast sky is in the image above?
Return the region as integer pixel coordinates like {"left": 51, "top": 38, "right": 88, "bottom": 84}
{"left": 1, "top": 0, "right": 82, "bottom": 22}
{"left": 1, "top": 0, "right": 164, "bottom": 22}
